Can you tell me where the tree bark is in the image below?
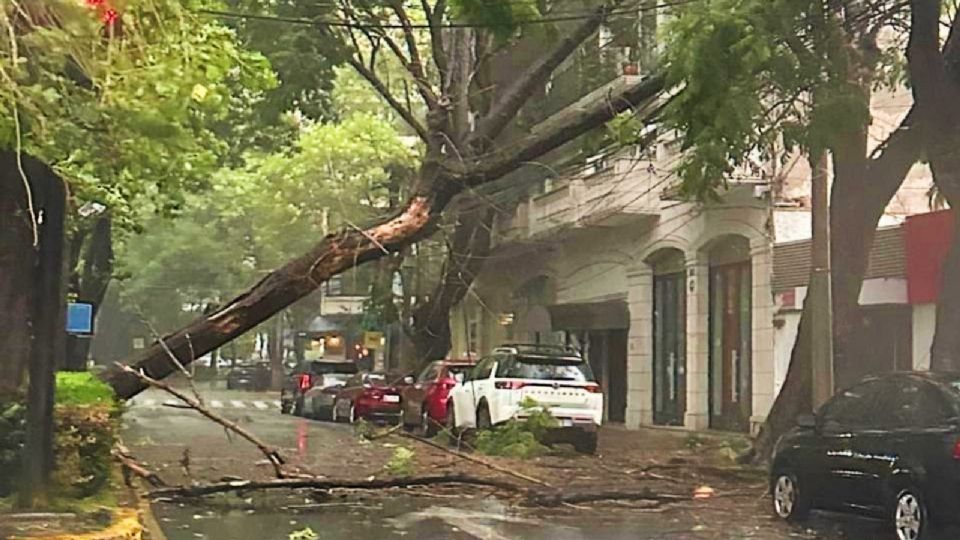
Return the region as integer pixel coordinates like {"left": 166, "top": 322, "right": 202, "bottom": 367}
{"left": 18, "top": 155, "right": 66, "bottom": 508}
{"left": 0, "top": 152, "right": 35, "bottom": 395}
{"left": 65, "top": 215, "right": 114, "bottom": 371}
{"left": 99, "top": 74, "right": 665, "bottom": 400}
{"left": 410, "top": 203, "right": 495, "bottom": 362}
{"left": 906, "top": 0, "right": 960, "bottom": 370}
{"left": 750, "top": 108, "right": 922, "bottom": 463}
{"left": 269, "top": 313, "right": 284, "bottom": 390}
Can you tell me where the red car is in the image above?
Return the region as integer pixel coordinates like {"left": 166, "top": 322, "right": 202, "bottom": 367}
{"left": 331, "top": 372, "right": 403, "bottom": 424}
{"left": 400, "top": 359, "right": 474, "bottom": 436}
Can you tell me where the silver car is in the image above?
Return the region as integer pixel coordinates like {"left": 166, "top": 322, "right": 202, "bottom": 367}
{"left": 302, "top": 373, "right": 353, "bottom": 420}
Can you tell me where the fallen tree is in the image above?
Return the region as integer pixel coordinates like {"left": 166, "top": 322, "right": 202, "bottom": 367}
{"left": 99, "top": 57, "right": 666, "bottom": 399}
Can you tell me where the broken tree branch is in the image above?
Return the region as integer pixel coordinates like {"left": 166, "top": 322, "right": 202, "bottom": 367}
{"left": 116, "top": 364, "right": 287, "bottom": 478}
{"left": 149, "top": 473, "right": 521, "bottom": 499}
{"left": 397, "top": 431, "right": 552, "bottom": 488}
{"left": 525, "top": 487, "right": 689, "bottom": 508}
{"left": 114, "top": 444, "right": 167, "bottom": 488}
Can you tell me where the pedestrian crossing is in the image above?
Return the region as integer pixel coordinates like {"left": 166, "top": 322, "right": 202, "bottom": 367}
{"left": 129, "top": 398, "right": 281, "bottom": 411}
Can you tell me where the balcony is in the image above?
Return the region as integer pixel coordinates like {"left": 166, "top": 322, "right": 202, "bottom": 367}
{"left": 524, "top": 152, "right": 661, "bottom": 238}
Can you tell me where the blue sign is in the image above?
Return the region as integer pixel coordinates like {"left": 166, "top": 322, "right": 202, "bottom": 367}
{"left": 66, "top": 302, "right": 94, "bottom": 335}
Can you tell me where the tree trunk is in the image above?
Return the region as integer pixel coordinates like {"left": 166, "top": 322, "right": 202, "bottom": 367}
{"left": 930, "top": 218, "right": 960, "bottom": 369}
{"left": 18, "top": 155, "right": 67, "bottom": 508}
{"left": 99, "top": 75, "right": 665, "bottom": 400}
{"left": 750, "top": 109, "right": 922, "bottom": 463}
{"left": 0, "top": 153, "right": 35, "bottom": 395}
{"left": 410, "top": 204, "right": 495, "bottom": 363}
{"left": 269, "top": 314, "right": 285, "bottom": 390}
{"left": 65, "top": 215, "right": 114, "bottom": 371}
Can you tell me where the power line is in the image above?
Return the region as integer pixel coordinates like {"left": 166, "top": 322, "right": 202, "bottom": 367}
{"left": 194, "top": 1, "right": 695, "bottom": 31}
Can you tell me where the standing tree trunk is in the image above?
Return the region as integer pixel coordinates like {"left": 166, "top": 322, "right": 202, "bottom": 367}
{"left": 18, "top": 154, "right": 67, "bottom": 508}
{"left": 0, "top": 152, "right": 36, "bottom": 395}
{"left": 269, "top": 314, "right": 285, "bottom": 390}
{"left": 65, "top": 215, "right": 114, "bottom": 371}
{"left": 906, "top": 0, "right": 960, "bottom": 370}
{"left": 410, "top": 203, "right": 495, "bottom": 363}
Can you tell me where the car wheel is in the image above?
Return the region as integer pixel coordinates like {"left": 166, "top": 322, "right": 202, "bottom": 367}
{"left": 446, "top": 403, "right": 458, "bottom": 436}
{"left": 771, "top": 470, "right": 811, "bottom": 523}
{"left": 476, "top": 402, "right": 492, "bottom": 431}
{"left": 893, "top": 488, "right": 934, "bottom": 540}
{"left": 573, "top": 431, "right": 598, "bottom": 455}
{"left": 332, "top": 400, "right": 341, "bottom": 423}
{"left": 292, "top": 396, "right": 305, "bottom": 417}
{"left": 417, "top": 407, "right": 436, "bottom": 438}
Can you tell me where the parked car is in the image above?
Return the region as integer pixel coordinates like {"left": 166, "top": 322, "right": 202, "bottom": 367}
{"left": 331, "top": 372, "right": 402, "bottom": 424}
{"left": 400, "top": 359, "right": 474, "bottom": 436}
{"left": 302, "top": 371, "right": 355, "bottom": 420}
{"left": 281, "top": 361, "right": 359, "bottom": 415}
{"left": 770, "top": 371, "right": 960, "bottom": 540}
{"left": 449, "top": 344, "right": 603, "bottom": 454}
{"left": 226, "top": 361, "right": 271, "bottom": 391}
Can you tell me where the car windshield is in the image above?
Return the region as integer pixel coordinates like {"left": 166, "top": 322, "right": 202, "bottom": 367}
{"left": 497, "top": 356, "right": 594, "bottom": 382}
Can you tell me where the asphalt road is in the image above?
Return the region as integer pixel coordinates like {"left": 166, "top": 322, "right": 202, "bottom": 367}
{"left": 122, "top": 384, "right": 894, "bottom": 540}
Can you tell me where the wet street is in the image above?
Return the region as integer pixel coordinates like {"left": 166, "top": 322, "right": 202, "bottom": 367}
{"left": 123, "top": 384, "right": 894, "bottom": 540}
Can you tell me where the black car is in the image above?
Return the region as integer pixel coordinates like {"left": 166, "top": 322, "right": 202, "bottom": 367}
{"left": 226, "top": 361, "right": 271, "bottom": 391}
{"left": 280, "top": 360, "right": 359, "bottom": 415}
{"left": 770, "top": 372, "right": 960, "bottom": 540}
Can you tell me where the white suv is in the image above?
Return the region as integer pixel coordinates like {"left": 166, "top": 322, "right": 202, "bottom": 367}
{"left": 449, "top": 344, "right": 603, "bottom": 453}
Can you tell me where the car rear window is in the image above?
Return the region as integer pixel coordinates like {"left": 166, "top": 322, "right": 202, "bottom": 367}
{"left": 308, "top": 362, "right": 358, "bottom": 374}
{"left": 496, "top": 356, "right": 594, "bottom": 382}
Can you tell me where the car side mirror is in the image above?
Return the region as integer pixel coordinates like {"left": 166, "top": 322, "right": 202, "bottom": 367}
{"left": 403, "top": 376, "right": 414, "bottom": 385}
{"left": 796, "top": 414, "right": 817, "bottom": 429}
{"left": 454, "top": 373, "right": 465, "bottom": 383}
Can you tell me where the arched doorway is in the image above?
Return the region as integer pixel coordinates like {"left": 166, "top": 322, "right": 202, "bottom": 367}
{"left": 707, "top": 235, "right": 752, "bottom": 431}
{"left": 649, "top": 248, "right": 686, "bottom": 426}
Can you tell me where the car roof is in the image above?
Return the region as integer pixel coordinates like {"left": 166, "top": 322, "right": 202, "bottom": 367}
{"left": 853, "top": 370, "right": 960, "bottom": 388}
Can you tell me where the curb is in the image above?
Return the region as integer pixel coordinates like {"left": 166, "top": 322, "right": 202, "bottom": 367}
{"left": 138, "top": 495, "right": 167, "bottom": 540}
{"left": 17, "top": 508, "right": 143, "bottom": 540}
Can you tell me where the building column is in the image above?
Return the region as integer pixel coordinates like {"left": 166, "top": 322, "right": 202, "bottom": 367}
{"left": 750, "top": 238, "right": 776, "bottom": 434}
{"left": 626, "top": 265, "right": 654, "bottom": 428}
{"left": 684, "top": 252, "right": 710, "bottom": 430}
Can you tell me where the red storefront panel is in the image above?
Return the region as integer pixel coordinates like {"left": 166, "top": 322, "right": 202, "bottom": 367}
{"left": 905, "top": 210, "right": 955, "bottom": 304}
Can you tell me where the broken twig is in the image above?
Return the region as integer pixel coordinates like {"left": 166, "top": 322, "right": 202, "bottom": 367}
{"left": 116, "top": 363, "right": 287, "bottom": 478}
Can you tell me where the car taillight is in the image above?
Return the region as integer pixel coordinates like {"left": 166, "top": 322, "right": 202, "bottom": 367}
{"left": 585, "top": 384, "right": 602, "bottom": 394}
{"left": 495, "top": 381, "right": 525, "bottom": 390}
{"left": 298, "top": 374, "right": 312, "bottom": 390}
{"left": 953, "top": 438, "right": 960, "bottom": 460}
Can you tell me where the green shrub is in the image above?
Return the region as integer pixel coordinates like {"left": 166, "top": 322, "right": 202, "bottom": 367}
{"left": 54, "top": 372, "right": 118, "bottom": 408}
{"left": 473, "top": 398, "right": 557, "bottom": 459}
{"left": 0, "top": 400, "right": 27, "bottom": 497}
{"left": 384, "top": 447, "right": 415, "bottom": 476}
{"left": 0, "top": 373, "right": 119, "bottom": 499}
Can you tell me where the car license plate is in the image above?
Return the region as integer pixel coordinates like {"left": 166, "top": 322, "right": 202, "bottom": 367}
{"left": 383, "top": 395, "right": 400, "bottom": 403}
{"left": 559, "top": 419, "right": 574, "bottom": 427}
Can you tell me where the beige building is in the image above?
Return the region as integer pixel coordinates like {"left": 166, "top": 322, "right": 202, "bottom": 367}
{"left": 449, "top": 75, "right": 935, "bottom": 433}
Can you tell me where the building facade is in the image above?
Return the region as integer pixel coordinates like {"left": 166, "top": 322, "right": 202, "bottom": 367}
{"left": 449, "top": 72, "right": 936, "bottom": 433}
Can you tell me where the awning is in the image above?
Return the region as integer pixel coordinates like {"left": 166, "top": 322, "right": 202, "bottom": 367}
{"left": 548, "top": 300, "right": 629, "bottom": 331}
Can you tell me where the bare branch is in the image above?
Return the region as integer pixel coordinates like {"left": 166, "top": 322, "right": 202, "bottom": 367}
{"left": 467, "top": 4, "right": 610, "bottom": 148}
{"left": 117, "top": 363, "right": 287, "bottom": 478}
{"left": 422, "top": 0, "right": 448, "bottom": 83}
{"left": 346, "top": 57, "right": 430, "bottom": 142}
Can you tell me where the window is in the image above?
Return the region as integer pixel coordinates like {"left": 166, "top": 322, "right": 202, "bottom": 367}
{"left": 495, "top": 355, "right": 595, "bottom": 382}
{"left": 470, "top": 357, "right": 495, "bottom": 381}
{"left": 418, "top": 363, "right": 441, "bottom": 383}
{"left": 888, "top": 380, "right": 950, "bottom": 428}
{"left": 819, "top": 380, "right": 886, "bottom": 428}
